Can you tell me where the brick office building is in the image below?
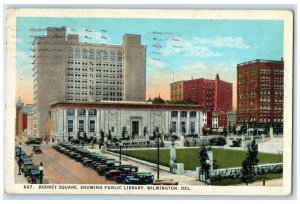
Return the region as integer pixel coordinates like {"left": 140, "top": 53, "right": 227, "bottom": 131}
{"left": 16, "top": 97, "right": 33, "bottom": 136}
{"left": 170, "top": 74, "right": 233, "bottom": 112}
{"left": 236, "top": 59, "right": 284, "bottom": 133}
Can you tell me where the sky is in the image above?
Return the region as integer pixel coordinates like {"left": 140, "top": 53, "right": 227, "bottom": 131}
{"left": 16, "top": 17, "right": 284, "bottom": 110}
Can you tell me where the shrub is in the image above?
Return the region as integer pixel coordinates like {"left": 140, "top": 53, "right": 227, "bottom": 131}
{"left": 209, "top": 137, "right": 226, "bottom": 146}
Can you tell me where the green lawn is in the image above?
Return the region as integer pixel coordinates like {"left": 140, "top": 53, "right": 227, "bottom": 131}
{"left": 115, "top": 148, "right": 283, "bottom": 170}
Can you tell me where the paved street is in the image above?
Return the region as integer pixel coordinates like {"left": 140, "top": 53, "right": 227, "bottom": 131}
{"left": 15, "top": 136, "right": 115, "bottom": 184}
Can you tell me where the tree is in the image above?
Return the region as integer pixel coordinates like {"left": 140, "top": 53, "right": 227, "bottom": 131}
{"left": 77, "top": 130, "right": 80, "bottom": 140}
{"left": 233, "top": 124, "right": 236, "bottom": 135}
{"left": 199, "top": 146, "right": 211, "bottom": 185}
{"left": 98, "top": 138, "right": 103, "bottom": 149}
{"left": 100, "top": 130, "right": 104, "bottom": 142}
{"left": 151, "top": 95, "right": 165, "bottom": 104}
{"left": 91, "top": 138, "right": 97, "bottom": 149}
{"left": 228, "top": 124, "right": 232, "bottom": 133}
{"left": 223, "top": 126, "right": 227, "bottom": 137}
{"left": 83, "top": 132, "right": 87, "bottom": 143}
{"left": 121, "top": 128, "right": 126, "bottom": 140}
{"left": 143, "top": 127, "right": 148, "bottom": 137}
{"left": 241, "top": 140, "right": 259, "bottom": 185}
{"left": 107, "top": 130, "right": 112, "bottom": 141}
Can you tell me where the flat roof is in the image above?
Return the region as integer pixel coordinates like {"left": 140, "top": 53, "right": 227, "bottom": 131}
{"left": 50, "top": 101, "right": 204, "bottom": 111}
{"left": 237, "top": 59, "right": 284, "bottom": 67}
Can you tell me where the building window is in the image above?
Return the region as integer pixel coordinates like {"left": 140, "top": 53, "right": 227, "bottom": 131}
{"left": 89, "top": 109, "right": 97, "bottom": 116}
{"left": 67, "top": 109, "right": 75, "bottom": 116}
{"left": 171, "top": 111, "right": 178, "bottom": 117}
{"left": 190, "top": 111, "right": 196, "bottom": 117}
{"left": 79, "top": 120, "right": 84, "bottom": 132}
{"left": 75, "top": 48, "right": 80, "bottom": 53}
{"left": 78, "top": 109, "right": 86, "bottom": 116}
{"left": 89, "top": 120, "right": 95, "bottom": 132}
{"left": 171, "top": 122, "right": 176, "bottom": 133}
{"left": 111, "top": 126, "right": 114, "bottom": 133}
{"left": 191, "top": 122, "right": 195, "bottom": 133}
{"left": 67, "top": 120, "right": 73, "bottom": 133}
{"left": 181, "top": 111, "right": 187, "bottom": 117}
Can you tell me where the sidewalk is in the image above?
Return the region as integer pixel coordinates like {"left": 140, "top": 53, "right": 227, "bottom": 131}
{"left": 14, "top": 161, "right": 28, "bottom": 184}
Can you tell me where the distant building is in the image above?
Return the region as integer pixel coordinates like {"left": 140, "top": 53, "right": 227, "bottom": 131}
{"left": 236, "top": 59, "right": 284, "bottom": 133}
{"left": 32, "top": 27, "right": 146, "bottom": 138}
{"left": 203, "top": 109, "right": 227, "bottom": 131}
{"left": 170, "top": 74, "right": 233, "bottom": 112}
{"left": 170, "top": 81, "right": 184, "bottom": 101}
{"left": 16, "top": 97, "right": 33, "bottom": 136}
{"left": 49, "top": 101, "right": 205, "bottom": 141}
{"left": 226, "top": 111, "right": 237, "bottom": 129}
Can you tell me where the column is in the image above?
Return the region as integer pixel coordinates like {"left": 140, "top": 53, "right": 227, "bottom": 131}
{"left": 195, "top": 111, "right": 199, "bottom": 135}
{"left": 74, "top": 109, "right": 78, "bottom": 136}
{"left": 186, "top": 111, "right": 190, "bottom": 134}
{"left": 63, "top": 109, "right": 67, "bottom": 141}
{"left": 177, "top": 111, "right": 181, "bottom": 135}
{"left": 64, "top": 109, "right": 67, "bottom": 135}
{"left": 85, "top": 108, "right": 89, "bottom": 134}
{"left": 199, "top": 112, "right": 203, "bottom": 136}
{"left": 168, "top": 111, "right": 172, "bottom": 134}
{"left": 96, "top": 109, "right": 100, "bottom": 137}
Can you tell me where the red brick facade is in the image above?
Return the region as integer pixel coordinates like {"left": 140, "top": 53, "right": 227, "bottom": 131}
{"left": 175, "top": 74, "right": 232, "bottom": 112}
{"left": 237, "top": 59, "right": 284, "bottom": 127}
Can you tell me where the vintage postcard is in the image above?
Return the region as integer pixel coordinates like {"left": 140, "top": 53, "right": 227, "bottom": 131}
{"left": 5, "top": 8, "right": 293, "bottom": 195}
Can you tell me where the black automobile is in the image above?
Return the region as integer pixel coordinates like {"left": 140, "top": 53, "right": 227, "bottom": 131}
{"left": 27, "top": 169, "right": 41, "bottom": 184}
{"left": 82, "top": 159, "right": 94, "bottom": 167}
{"left": 21, "top": 160, "right": 34, "bottom": 172}
{"left": 25, "top": 137, "right": 42, "bottom": 145}
{"left": 15, "top": 150, "right": 27, "bottom": 160}
{"left": 33, "top": 145, "right": 42, "bottom": 154}
{"left": 23, "top": 164, "right": 39, "bottom": 177}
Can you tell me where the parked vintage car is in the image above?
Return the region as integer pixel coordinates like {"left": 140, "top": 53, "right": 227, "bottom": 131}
{"left": 19, "top": 155, "right": 32, "bottom": 164}
{"left": 123, "top": 173, "right": 154, "bottom": 185}
{"left": 21, "top": 160, "right": 34, "bottom": 172}
{"left": 15, "top": 150, "right": 26, "bottom": 159}
{"left": 23, "top": 164, "right": 39, "bottom": 177}
{"left": 25, "top": 137, "right": 42, "bottom": 145}
{"left": 27, "top": 169, "right": 41, "bottom": 184}
{"left": 152, "top": 180, "right": 179, "bottom": 185}
{"left": 33, "top": 145, "right": 42, "bottom": 154}
{"left": 74, "top": 153, "right": 83, "bottom": 162}
{"left": 105, "top": 166, "right": 139, "bottom": 180}
{"left": 82, "top": 159, "right": 94, "bottom": 167}
{"left": 97, "top": 163, "right": 128, "bottom": 176}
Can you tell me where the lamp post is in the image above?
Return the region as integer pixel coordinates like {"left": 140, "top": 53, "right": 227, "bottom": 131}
{"left": 18, "top": 143, "right": 22, "bottom": 175}
{"left": 39, "top": 162, "right": 44, "bottom": 184}
{"left": 119, "top": 143, "right": 123, "bottom": 164}
{"left": 156, "top": 130, "right": 161, "bottom": 180}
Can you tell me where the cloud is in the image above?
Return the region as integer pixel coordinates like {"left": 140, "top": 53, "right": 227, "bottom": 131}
{"left": 194, "top": 36, "right": 251, "bottom": 49}
{"left": 148, "top": 58, "right": 168, "bottom": 70}
{"left": 66, "top": 28, "right": 110, "bottom": 44}
{"left": 161, "top": 36, "right": 251, "bottom": 57}
{"left": 16, "top": 51, "right": 33, "bottom": 77}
